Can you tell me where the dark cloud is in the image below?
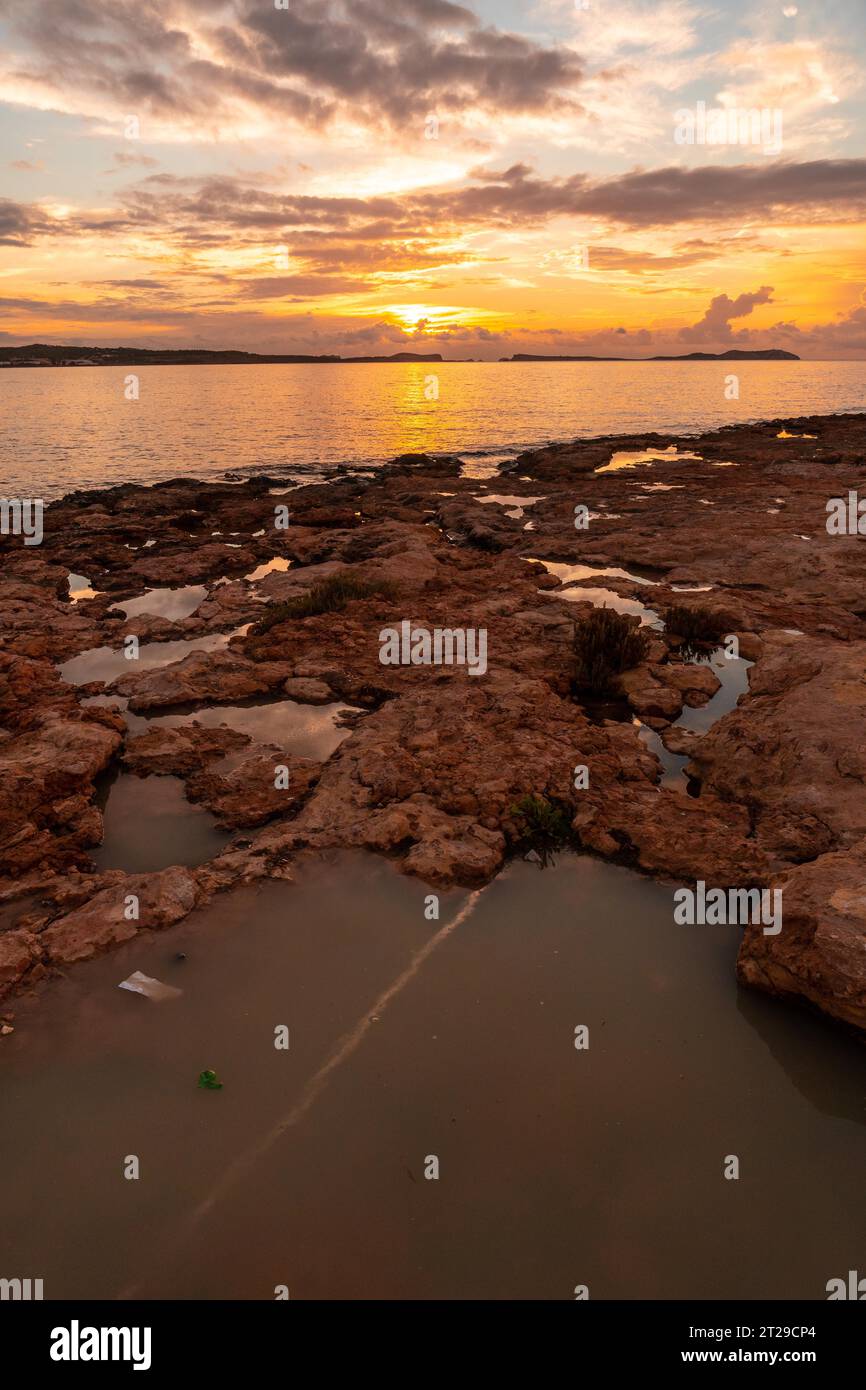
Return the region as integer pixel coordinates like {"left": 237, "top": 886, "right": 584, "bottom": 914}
{"left": 435, "top": 159, "right": 866, "bottom": 228}
{"left": 0, "top": 198, "right": 64, "bottom": 246}
{"left": 0, "top": 0, "right": 582, "bottom": 131}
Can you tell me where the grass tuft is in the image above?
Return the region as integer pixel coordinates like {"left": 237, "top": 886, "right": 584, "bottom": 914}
{"left": 252, "top": 571, "right": 398, "bottom": 634}
{"left": 571, "top": 606, "right": 649, "bottom": 697}
{"left": 510, "top": 793, "right": 573, "bottom": 867}
{"left": 662, "top": 604, "right": 723, "bottom": 657}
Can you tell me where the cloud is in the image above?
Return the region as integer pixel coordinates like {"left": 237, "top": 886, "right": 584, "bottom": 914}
{"left": 0, "top": 0, "right": 583, "bottom": 139}
{"left": 679, "top": 285, "right": 774, "bottom": 341}
{"left": 0, "top": 198, "right": 65, "bottom": 246}
{"left": 105, "top": 151, "right": 160, "bottom": 173}
{"left": 235, "top": 274, "right": 374, "bottom": 299}
{"left": 440, "top": 159, "right": 866, "bottom": 228}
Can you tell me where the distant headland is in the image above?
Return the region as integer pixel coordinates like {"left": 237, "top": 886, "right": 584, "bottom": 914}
{"left": 501, "top": 350, "right": 800, "bottom": 362}
{"left": 0, "top": 344, "right": 800, "bottom": 367}
{"left": 0, "top": 345, "right": 448, "bottom": 368}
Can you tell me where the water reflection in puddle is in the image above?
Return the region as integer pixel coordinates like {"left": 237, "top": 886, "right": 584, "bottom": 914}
{"left": 84, "top": 694, "right": 355, "bottom": 761}
{"left": 93, "top": 772, "right": 229, "bottom": 873}
{"left": 556, "top": 586, "right": 662, "bottom": 627}
{"left": 473, "top": 494, "right": 545, "bottom": 520}
{"left": 526, "top": 558, "right": 662, "bottom": 627}
{"left": 110, "top": 586, "right": 208, "bottom": 621}
{"left": 634, "top": 719, "right": 690, "bottom": 788}
{"left": 676, "top": 649, "right": 752, "bottom": 736}
{"left": 244, "top": 557, "right": 291, "bottom": 583}
{"left": 527, "top": 558, "right": 659, "bottom": 587}
{"left": 140, "top": 701, "right": 354, "bottom": 759}
{"left": 67, "top": 572, "right": 101, "bottom": 603}
{"left": 637, "top": 647, "right": 753, "bottom": 788}
{"left": 459, "top": 452, "right": 515, "bottom": 480}
{"left": 59, "top": 627, "right": 250, "bottom": 687}
{"left": 596, "top": 445, "right": 703, "bottom": 474}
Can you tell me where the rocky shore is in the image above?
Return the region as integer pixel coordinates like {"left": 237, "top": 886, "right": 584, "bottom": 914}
{"left": 2, "top": 410, "right": 865, "bottom": 1033}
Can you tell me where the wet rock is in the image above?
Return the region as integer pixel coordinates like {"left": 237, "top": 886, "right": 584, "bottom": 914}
{"left": 0, "top": 712, "right": 122, "bottom": 874}
{"left": 187, "top": 751, "right": 320, "bottom": 829}
{"left": 39, "top": 867, "right": 200, "bottom": 964}
{"left": 283, "top": 677, "right": 334, "bottom": 705}
{"left": 113, "top": 649, "right": 294, "bottom": 711}
{"left": 737, "top": 841, "right": 866, "bottom": 1031}
{"left": 0, "top": 930, "right": 41, "bottom": 991}
{"left": 4, "top": 410, "right": 866, "bottom": 1031}
{"left": 124, "top": 725, "right": 249, "bottom": 776}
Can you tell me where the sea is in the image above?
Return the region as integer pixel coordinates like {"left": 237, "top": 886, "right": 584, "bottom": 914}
{"left": 1, "top": 359, "right": 864, "bottom": 499}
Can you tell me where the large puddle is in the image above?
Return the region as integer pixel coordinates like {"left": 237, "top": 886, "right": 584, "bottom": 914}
{"left": 2, "top": 849, "right": 865, "bottom": 1299}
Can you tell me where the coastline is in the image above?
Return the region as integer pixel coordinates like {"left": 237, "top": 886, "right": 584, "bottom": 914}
{"left": 2, "top": 408, "right": 866, "bottom": 1035}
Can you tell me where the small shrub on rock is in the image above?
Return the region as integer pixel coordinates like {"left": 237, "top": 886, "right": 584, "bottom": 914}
{"left": 572, "top": 606, "right": 649, "bottom": 697}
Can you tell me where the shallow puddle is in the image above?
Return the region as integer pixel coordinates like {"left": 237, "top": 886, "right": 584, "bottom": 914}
{"left": 674, "top": 648, "right": 752, "bottom": 736}
{"left": 459, "top": 452, "right": 515, "bottom": 480}
{"left": 110, "top": 585, "right": 209, "bottom": 621}
{"left": 528, "top": 558, "right": 659, "bottom": 587}
{"left": 59, "top": 628, "right": 247, "bottom": 687}
{"left": 67, "top": 572, "right": 101, "bottom": 603}
{"left": 2, "top": 849, "right": 865, "bottom": 1299}
{"left": 473, "top": 494, "right": 545, "bottom": 520}
{"left": 634, "top": 719, "right": 690, "bottom": 788}
{"left": 596, "top": 445, "right": 703, "bottom": 474}
{"left": 92, "top": 772, "right": 229, "bottom": 872}
{"left": 244, "top": 557, "right": 291, "bottom": 583}
{"left": 141, "top": 700, "right": 354, "bottom": 759}
{"left": 637, "top": 647, "right": 752, "bottom": 789}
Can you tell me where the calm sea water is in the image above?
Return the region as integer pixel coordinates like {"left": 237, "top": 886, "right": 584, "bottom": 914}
{"left": 1, "top": 360, "right": 864, "bottom": 499}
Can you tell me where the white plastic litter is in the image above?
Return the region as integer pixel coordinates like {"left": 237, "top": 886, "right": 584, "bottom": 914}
{"left": 118, "top": 971, "right": 182, "bottom": 1002}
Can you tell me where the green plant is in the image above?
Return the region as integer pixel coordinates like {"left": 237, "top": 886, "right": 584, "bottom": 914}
{"left": 510, "top": 793, "right": 573, "bottom": 866}
{"left": 252, "top": 570, "right": 398, "bottom": 633}
{"left": 662, "top": 604, "right": 722, "bottom": 656}
{"left": 571, "top": 606, "right": 649, "bottom": 696}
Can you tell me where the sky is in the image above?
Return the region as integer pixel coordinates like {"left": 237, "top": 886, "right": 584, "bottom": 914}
{"left": 0, "top": 0, "right": 865, "bottom": 358}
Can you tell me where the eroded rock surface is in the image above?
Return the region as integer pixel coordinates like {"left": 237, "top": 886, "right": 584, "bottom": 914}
{"left": 2, "top": 409, "right": 865, "bottom": 1032}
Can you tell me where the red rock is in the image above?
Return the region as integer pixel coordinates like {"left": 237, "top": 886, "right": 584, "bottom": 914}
{"left": 40, "top": 867, "right": 200, "bottom": 964}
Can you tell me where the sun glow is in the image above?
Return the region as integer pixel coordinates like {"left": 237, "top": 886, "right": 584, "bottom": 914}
{"left": 382, "top": 303, "right": 492, "bottom": 333}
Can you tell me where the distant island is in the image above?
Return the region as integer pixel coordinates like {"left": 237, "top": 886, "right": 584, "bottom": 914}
{"left": 0, "top": 345, "right": 448, "bottom": 367}
{"left": 501, "top": 349, "right": 800, "bottom": 362}
{"left": 0, "top": 344, "right": 800, "bottom": 367}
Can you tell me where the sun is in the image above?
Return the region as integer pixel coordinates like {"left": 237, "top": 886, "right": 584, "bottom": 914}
{"left": 383, "top": 303, "right": 470, "bottom": 333}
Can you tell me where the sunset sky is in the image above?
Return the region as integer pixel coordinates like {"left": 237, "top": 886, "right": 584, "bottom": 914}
{"left": 1, "top": 0, "right": 865, "bottom": 358}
